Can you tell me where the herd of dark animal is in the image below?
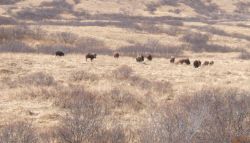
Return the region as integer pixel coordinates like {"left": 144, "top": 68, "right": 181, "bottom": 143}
{"left": 170, "top": 56, "right": 214, "bottom": 68}
{"left": 55, "top": 51, "right": 214, "bottom": 68}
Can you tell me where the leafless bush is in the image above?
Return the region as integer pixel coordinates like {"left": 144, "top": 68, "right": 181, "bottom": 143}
{"left": 112, "top": 65, "right": 133, "bottom": 79}
{"left": 55, "top": 32, "right": 78, "bottom": 44}
{"left": 160, "top": 0, "right": 179, "bottom": 6}
{"left": 238, "top": 49, "right": 250, "bottom": 60}
{"left": 57, "top": 86, "right": 105, "bottom": 143}
{"left": 146, "top": 2, "right": 158, "bottom": 14}
{"left": 16, "top": 8, "right": 61, "bottom": 20}
{"left": 182, "top": 32, "right": 209, "bottom": 46}
{"left": 0, "top": 0, "right": 21, "bottom": 4}
{"left": 0, "top": 40, "right": 34, "bottom": 53}
{"left": 234, "top": 2, "right": 250, "bottom": 14}
{"left": 40, "top": 0, "right": 73, "bottom": 10}
{"left": 0, "top": 26, "right": 46, "bottom": 42}
{"left": 165, "top": 20, "right": 183, "bottom": 26}
{"left": 182, "top": 32, "right": 234, "bottom": 52}
{"left": 18, "top": 72, "right": 56, "bottom": 86}
{"left": 73, "top": 0, "right": 81, "bottom": 4}
{"left": 75, "top": 37, "right": 112, "bottom": 55}
{"left": 101, "top": 125, "right": 127, "bottom": 143}
{"left": 0, "top": 121, "right": 38, "bottom": 143}
{"left": 70, "top": 70, "right": 99, "bottom": 82}
{"left": 118, "top": 39, "right": 182, "bottom": 57}
{"left": 140, "top": 88, "right": 250, "bottom": 143}
{"left": 108, "top": 88, "right": 144, "bottom": 111}
{"left": 0, "top": 16, "right": 16, "bottom": 24}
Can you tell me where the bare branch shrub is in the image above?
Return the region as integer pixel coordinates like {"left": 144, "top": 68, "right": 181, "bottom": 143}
{"left": 108, "top": 88, "right": 144, "bottom": 111}
{"left": 0, "top": 26, "right": 46, "bottom": 42}
{"left": 234, "top": 2, "right": 250, "bottom": 14}
{"left": 70, "top": 70, "right": 99, "bottom": 82}
{"left": 0, "top": 16, "right": 16, "bottom": 24}
{"left": 0, "top": 0, "right": 21, "bottom": 4}
{"left": 238, "top": 49, "right": 250, "bottom": 60}
{"left": 18, "top": 72, "right": 56, "bottom": 86}
{"left": 146, "top": 2, "right": 158, "bottom": 14}
{"left": 54, "top": 32, "right": 78, "bottom": 44}
{"left": 56, "top": 85, "right": 105, "bottom": 143}
{"left": 118, "top": 39, "right": 182, "bottom": 57}
{"left": 0, "top": 121, "right": 38, "bottom": 143}
{"left": 140, "top": 88, "right": 250, "bottom": 143}
{"left": 0, "top": 40, "right": 34, "bottom": 53}
{"left": 182, "top": 31, "right": 234, "bottom": 52}
{"left": 112, "top": 65, "right": 133, "bottom": 80}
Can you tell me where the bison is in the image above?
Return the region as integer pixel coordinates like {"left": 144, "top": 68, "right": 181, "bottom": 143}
{"left": 176, "top": 58, "right": 190, "bottom": 65}
{"left": 86, "top": 53, "right": 97, "bottom": 62}
{"left": 193, "top": 60, "right": 201, "bottom": 68}
{"left": 136, "top": 55, "right": 144, "bottom": 62}
{"left": 146, "top": 54, "right": 153, "bottom": 61}
{"left": 203, "top": 61, "right": 210, "bottom": 66}
{"left": 55, "top": 51, "right": 64, "bottom": 56}
{"left": 210, "top": 61, "right": 214, "bottom": 65}
{"left": 114, "top": 52, "right": 119, "bottom": 59}
{"left": 170, "top": 56, "right": 175, "bottom": 63}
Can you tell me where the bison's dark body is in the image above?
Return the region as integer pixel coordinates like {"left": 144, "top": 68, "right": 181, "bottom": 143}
{"left": 146, "top": 54, "right": 153, "bottom": 61}
{"left": 114, "top": 53, "right": 119, "bottom": 59}
{"left": 86, "top": 53, "right": 97, "bottom": 61}
{"left": 176, "top": 58, "right": 190, "bottom": 65}
{"left": 193, "top": 60, "right": 202, "bottom": 68}
{"left": 136, "top": 55, "right": 144, "bottom": 62}
{"left": 170, "top": 56, "right": 175, "bottom": 63}
{"left": 55, "top": 51, "right": 64, "bottom": 56}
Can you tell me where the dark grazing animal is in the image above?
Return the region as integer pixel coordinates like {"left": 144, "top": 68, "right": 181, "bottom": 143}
{"left": 176, "top": 58, "right": 190, "bottom": 65}
{"left": 193, "top": 60, "right": 202, "bottom": 68}
{"left": 210, "top": 61, "right": 214, "bottom": 65}
{"left": 170, "top": 56, "right": 175, "bottom": 63}
{"left": 146, "top": 54, "right": 153, "bottom": 61}
{"left": 136, "top": 55, "right": 144, "bottom": 62}
{"left": 114, "top": 52, "right": 119, "bottom": 59}
{"left": 203, "top": 61, "right": 210, "bottom": 66}
{"left": 86, "top": 53, "right": 97, "bottom": 61}
{"left": 55, "top": 51, "right": 64, "bottom": 56}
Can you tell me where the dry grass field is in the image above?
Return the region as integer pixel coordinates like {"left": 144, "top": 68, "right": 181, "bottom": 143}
{"left": 0, "top": 0, "right": 250, "bottom": 143}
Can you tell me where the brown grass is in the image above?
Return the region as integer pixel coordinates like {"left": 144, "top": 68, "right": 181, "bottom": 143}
{"left": 0, "top": 0, "right": 250, "bottom": 142}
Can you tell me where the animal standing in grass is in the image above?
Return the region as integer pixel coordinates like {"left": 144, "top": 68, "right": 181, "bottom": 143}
{"left": 146, "top": 54, "right": 153, "bottom": 61}
{"left": 176, "top": 58, "right": 190, "bottom": 65}
{"left": 136, "top": 55, "right": 144, "bottom": 62}
{"left": 203, "top": 61, "right": 210, "bottom": 66}
{"left": 193, "top": 60, "right": 202, "bottom": 68}
{"left": 86, "top": 53, "right": 97, "bottom": 62}
{"left": 55, "top": 51, "right": 64, "bottom": 56}
{"left": 114, "top": 52, "right": 119, "bottom": 59}
{"left": 170, "top": 56, "right": 175, "bottom": 63}
{"left": 210, "top": 61, "right": 214, "bottom": 65}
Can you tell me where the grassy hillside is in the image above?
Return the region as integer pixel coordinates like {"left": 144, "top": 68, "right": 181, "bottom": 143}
{"left": 0, "top": 0, "right": 250, "bottom": 143}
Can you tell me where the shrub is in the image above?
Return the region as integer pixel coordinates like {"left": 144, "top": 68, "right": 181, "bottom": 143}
{"left": 140, "top": 88, "right": 250, "bottom": 143}
{"left": 108, "top": 88, "right": 144, "bottom": 111}
{"left": 0, "top": 16, "right": 16, "bottom": 24}
{"left": 238, "top": 49, "right": 250, "bottom": 60}
{"left": 70, "top": 70, "right": 99, "bottom": 82}
{"left": 18, "top": 72, "right": 56, "bottom": 86}
{"left": 54, "top": 32, "right": 78, "bottom": 44}
{"left": 0, "top": 40, "right": 34, "bottom": 53}
{"left": 182, "top": 32, "right": 209, "bottom": 45}
{"left": 0, "top": 121, "right": 38, "bottom": 143}
{"left": 118, "top": 39, "right": 182, "bottom": 57}
{"left": 112, "top": 65, "right": 133, "bottom": 79}
{"left": 0, "top": 0, "right": 21, "bottom": 4}
{"left": 57, "top": 86, "right": 105, "bottom": 143}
